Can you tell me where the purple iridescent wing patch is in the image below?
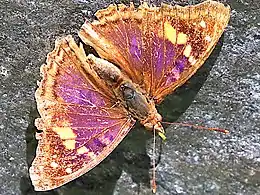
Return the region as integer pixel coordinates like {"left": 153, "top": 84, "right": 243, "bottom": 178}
{"left": 29, "top": 36, "right": 135, "bottom": 191}
{"left": 79, "top": 1, "right": 230, "bottom": 103}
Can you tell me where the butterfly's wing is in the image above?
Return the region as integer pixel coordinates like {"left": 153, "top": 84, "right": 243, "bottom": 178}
{"left": 29, "top": 36, "right": 135, "bottom": 191}
{"left": 79, "top": 1, "right": 230, "bottom": 103}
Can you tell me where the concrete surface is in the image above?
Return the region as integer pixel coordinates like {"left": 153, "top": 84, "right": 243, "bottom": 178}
{"left": 0, "top": 0, "right": 259, "bottom": 194}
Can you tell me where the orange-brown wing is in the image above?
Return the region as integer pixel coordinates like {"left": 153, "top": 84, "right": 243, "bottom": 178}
{"left": 79, "top": 1, "right": 230, "bottom": 103}
{"left": 29, "top": 36, "right": 135, "bottom": 191}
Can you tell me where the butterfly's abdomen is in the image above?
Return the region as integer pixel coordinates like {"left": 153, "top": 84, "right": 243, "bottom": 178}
{"left": 86, "top": 54, "right": 124, "bottom": 87}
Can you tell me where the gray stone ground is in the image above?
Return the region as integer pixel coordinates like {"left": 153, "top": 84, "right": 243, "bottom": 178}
{"left": 0, "top": 0, "right": 259, "bottom": 194}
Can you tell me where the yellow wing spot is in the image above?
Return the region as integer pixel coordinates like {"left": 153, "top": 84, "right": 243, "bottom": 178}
{"left": 50, "top": 161, "right": 59, "bottom": 168}
{"left": 199, "top": 20, "right": 206, "bottom": 28}
{"left": 77, "top": 146, "right": 89, "bottom": 154}
{"left": 183, "top": 44, "right": 192, "bottom": 57}
{"left": 53, "top": 127, "right": 77, "bottom": 149}
{"left": 188, "top": 56, "right": 197, "bottom": 65}
{"left": 65, "top": 168, "right": 72, "bottom": 174}
{"left": 63, "top": 140, "right": 76, "bottom": 150}
{"left": 205, "top": 35, "right": 211, "bottom": 42}
{"left": 164, "top": 21, "right": 176, "bottom": 44}
{"left": 53, "top": 127, "right": 76, "bottom": 139}
{"left": 177, "top": 32, "right": 188, "bottom": 44}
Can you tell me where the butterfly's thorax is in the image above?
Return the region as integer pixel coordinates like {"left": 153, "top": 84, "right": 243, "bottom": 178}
{"left": 86, "top": 54, "right": 164, "bottom": 134}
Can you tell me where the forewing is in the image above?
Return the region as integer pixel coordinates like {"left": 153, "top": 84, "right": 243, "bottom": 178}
{"left": 29, "top": 36, "right": 135, "bottom": 191}
{"left": 79, "top": 1, "right": 230, "bottom": 103}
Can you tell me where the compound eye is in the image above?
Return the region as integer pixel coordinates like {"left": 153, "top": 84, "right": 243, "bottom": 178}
{"left": 123, "top": 87, "right": 135, "bottom": 100}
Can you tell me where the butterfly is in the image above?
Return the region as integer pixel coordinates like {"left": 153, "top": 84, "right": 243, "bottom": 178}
{"left": 29, "top": 0, "right": 230, "bottom": 191}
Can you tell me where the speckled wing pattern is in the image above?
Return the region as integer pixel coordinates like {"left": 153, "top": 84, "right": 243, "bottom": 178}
{"left": 29, "top": 36, "right": 135, "bottom": 191}
{"left": 79, "top": 0, "right": 230, "bottom": 103}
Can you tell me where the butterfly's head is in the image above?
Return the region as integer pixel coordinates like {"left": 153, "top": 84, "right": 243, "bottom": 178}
{"left": 142, "top": 112, "right": 166, "bottom": 140}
